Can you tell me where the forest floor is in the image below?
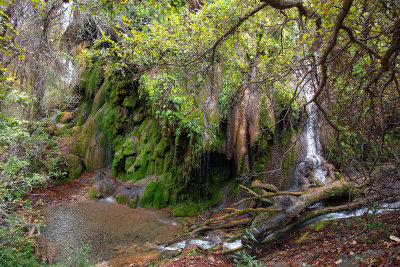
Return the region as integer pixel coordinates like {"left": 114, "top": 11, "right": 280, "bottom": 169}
{"left": 29, "top": 172, "right": 400, "bottom": 267}
{"left": 145, "top": 209, "right": 400, "bottom": 267}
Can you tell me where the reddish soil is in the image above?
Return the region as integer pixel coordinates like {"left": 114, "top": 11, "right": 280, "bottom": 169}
{"left": 29, "top": 170, "right": 94, "bottom": 208}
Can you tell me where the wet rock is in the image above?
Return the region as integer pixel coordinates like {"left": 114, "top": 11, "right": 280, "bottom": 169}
{"left": 91, "top": 170, "right": 118, "bottom": 198}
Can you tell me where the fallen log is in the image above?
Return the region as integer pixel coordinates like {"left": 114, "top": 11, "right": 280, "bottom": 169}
{"left": 240, "top": 180, "right": 355, "bottom": 251}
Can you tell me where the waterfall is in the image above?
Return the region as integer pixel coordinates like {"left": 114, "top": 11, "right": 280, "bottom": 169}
{"left": 303, "top": 75, "right": 326, "bottom": 184}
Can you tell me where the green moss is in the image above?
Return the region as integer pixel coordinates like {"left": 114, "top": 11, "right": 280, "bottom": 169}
{"left": 147, "top": 160, "right": 155, "bottom": 175}
{"left": 88, "top": 187, "right": 99, "bottom": 199}
{"left": 123, "top": 95, "right": 138, "bottom": 107}
{"left": 138, "top": 118, "right": 151, "bottom": 134}
{"left": 123, "top": 136, "right": 138, "bottom": 156}
{"left": 128, "top": 198, "right": 137, "bottom": 208}
{"left": 92, "top": 78, "right": 108, "bottom": 115}
{"left": 83, "top": 60, "right": 104, "bottom": 99}
{"left": 140, "top": 181, "right": 168, "bottom": 209}
{"left": 116, "top": 193, "right": 126, "bottom": 204}
{"left": 154, "top": 138, "right": 168, "bottom": 158}
{"left": 163, "top": 152, "right": 172, "bottom": 173}
{"left": 132, "top": 165, "right": 147, "bottom": 182}
{"left": 208, "top": 186, "right": 224, "bottom": 207}
{"left": 171, "top": 202, "right": 198, "bottom": 217}
{"left": 143, "top": 141, "right": 154, "bottom": 157}
{"left": 125, "top": 156, "right": 136, "bottom": 171}
{"left": 155, "top": 157, "right": 164, "bottom": 176}
{"left": 134, "top": 156, "right": 143, "bottom": 168}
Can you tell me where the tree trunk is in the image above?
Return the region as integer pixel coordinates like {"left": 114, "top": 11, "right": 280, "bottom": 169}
{"left": 240, "top": 180, "right": 354, "bottom": 251}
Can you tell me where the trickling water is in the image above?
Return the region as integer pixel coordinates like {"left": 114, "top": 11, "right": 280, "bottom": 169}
{"left": 303, "top": 200, "right": 400, "bottom": 226}
{"left": 303, "top": 75, "right": 326, "bottom": 184}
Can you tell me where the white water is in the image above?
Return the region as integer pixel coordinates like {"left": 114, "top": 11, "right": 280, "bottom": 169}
{"left": 303, "top": 74, "right": 326, "bottom": 184}
{"left": 223, "top": 239, "right": 243, "bottom": 250}
{"left": 305, "top": 200, "right": 400, "bottom": 226}
{"left": 157, "top": 237, "right": 216, "bottom": 251}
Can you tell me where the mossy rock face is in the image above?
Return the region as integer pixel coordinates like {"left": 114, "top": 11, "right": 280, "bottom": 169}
{"left": 84, "top": 133, "right": 107, "bottom": 171}
{"left": 123, "top": 95, "right": 138, "bottom": 108}
{"left": 70, "top": 126, "right": 82, "bottom": 135}
{"left": 73, "top": 103, "right": 88, "bottom": 126}
{"left": 154, "top": 138, "right": 168, "bottom": 158}
{"left": 78, "top": 105, "right": 110, "bottom": 171}
{"left": 68, "top": 154, "right": 83, "bottom": 180}
{"left": 132, "top": 165, "right": 147, "bottom": 182}
{"left": 125, "top": 156, "right": 136, "bottom": 171}
{"left": 147, "top": 160, "right": 155, "bottom": 175}
{"left": 140, "top": 181, "right": 168, "bottom": 209}
{"left": 92, "top": 79, "right": 108, "bottom": 115}
{"left": 123, "top": 136, "right": 138, "bottom": 156}
{"left": 83, "top": 60, "right": 104, "bottom": 100}
{"left": 155, "top": 157, "right": 164, "bottom": 176}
